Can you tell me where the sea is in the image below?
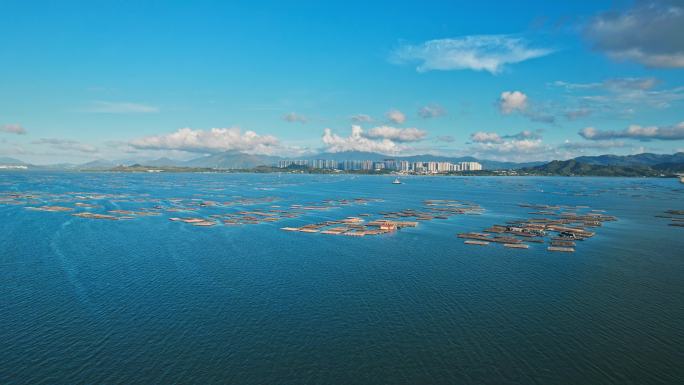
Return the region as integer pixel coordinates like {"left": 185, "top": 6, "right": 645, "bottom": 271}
{"left": 1, "top": 172, "right": 682, "bottom": 385}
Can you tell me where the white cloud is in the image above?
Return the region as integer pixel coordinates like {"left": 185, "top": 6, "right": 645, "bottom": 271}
{"left": 471, "top": 130, "right": 542, "bottom": 144}
{"left": 487, "top": 139, "right": 545, "bottom": 154}
{"left": 505, "top": 130, "right": 543, "bottom": 140}
{"left": 580, "top": 122, "right": 684, "bottom": 141}
{"left": 418, "top": 104, "right": 446, "bottom": 119}
{"left": 470, "top": 132, "right": 503, "bottom": 143}
{"left": 471, "top": 138, "right": 549, "bottom": 160}
{"left": 552, "top": 77, "right": 658, "bottom": 91}
{"left": 499, "top": 91, "right": 528, "bottom": 114}
{"left": 33, "top": 138, "right": 98, "bottom": 153}
{"left": 283, "top": 112, "right": 307, "bottom": 124}
{"left": 464, "top": 129, "right": 563, "bottom": 161}
{"left": 498, "top": 91, "right": 555, "bottom": 123}
{"left": 130, "top": 127, "right": 281, "bottom": 154}
{"left": 350, "top": 114, "right": 373, "bottom": 123}
{"left": 1, "top": 124, "right": 26, "bottom": 135}
{"left": 322, "top": 125, "right": 409, "bottom": 154}
{"left": 386, "top": 109, "right": 406, "bottom": 124}
{"left": 552, "top": 77, "right": 684, "bottom": 111}
{"left": 84, "top": 101, "right": 159, "bottom": 114}
{"left": 392, "top": 35, "right": 553, "bottom": 74}
{"left": 365, "top": 126, "right": 427, "bottom": 142}
{"left": 582, "top": 87, "right": 684, "bottom": 110}
{"left": 585, "top": 0, "right": 684, "bottom": 68}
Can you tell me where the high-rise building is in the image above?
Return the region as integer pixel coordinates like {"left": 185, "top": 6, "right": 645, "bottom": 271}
{"left": 459, "top": 162, "right": 483, "bottom": 171}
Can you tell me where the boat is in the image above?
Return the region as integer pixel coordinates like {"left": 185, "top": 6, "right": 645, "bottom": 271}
{"left": 392, "top": 177, "right": 402, "bottom": 184}
{"left": 680, "top": 176, "right": 684, "bottom": 184}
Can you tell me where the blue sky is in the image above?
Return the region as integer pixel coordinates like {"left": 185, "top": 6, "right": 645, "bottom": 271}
{"left": 1, "top": 0, "right": 683, "bottom": 164}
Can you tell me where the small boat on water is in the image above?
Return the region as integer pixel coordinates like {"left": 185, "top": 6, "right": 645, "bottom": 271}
{"left": 392, "top": 177, "right": 402, "bottom": 184}
{"left": 680, "top": 176, "right": 684, "bottom": 184}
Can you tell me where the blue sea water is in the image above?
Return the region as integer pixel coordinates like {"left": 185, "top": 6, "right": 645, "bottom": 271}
{"left": 0, "top": 172, "right": 682, "bottom": 385}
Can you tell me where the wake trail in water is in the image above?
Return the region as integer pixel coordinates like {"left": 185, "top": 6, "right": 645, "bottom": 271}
{"left": 50, "top": 219, "right": 98, "bottom": 314}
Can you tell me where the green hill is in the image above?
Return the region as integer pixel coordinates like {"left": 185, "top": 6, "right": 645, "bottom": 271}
{"left": 521, "top": 160, "right": 675, "bottom": 177}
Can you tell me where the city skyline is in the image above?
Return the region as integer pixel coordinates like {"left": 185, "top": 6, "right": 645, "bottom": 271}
{"left": 1, "top": 0, "right": 684, "bottom": 165}
{"left": 277, "top": 159, "right": 483, "bottom": 173}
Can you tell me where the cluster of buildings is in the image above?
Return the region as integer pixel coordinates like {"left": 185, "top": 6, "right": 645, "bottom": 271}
{"left": 277, "top": 159, "right": 483, "bottom": 173}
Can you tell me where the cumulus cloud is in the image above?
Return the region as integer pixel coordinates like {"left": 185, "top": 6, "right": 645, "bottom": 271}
{"left": 84, "top": 101, "right": 160, "bottom": 114}
{"left": 365, "top": 126, "right": 427, "bottom": 142}
{"left": 33, "top": 138, "right": 98, "bottom": 153}
{"left": 484, "top": 139, "right": 546, "bottom": 154}
{"left": 464, "top": 129, "right": 559, "bottom": 161}
{"left": 470, "top": 132, "right": 503, "bottom": 143}
{"left": 471, "top": 138, "right": 549, "bottom": 159}
{"left": 498, "top": 91, "right": 555, "bottom": 123}
{"left": 418, "top": 104, "right": 446, "bottom": 119}
{"left": 386, "top": 109, "right": 406, "bottom": 124}
{"left": 585, "top": 0, "right": 684, "bottom": 68}
{"left": 392, "top": 35, "right": 553, "bottom": 74}
{"left": 322, "top": 125, "right": 409, "bottom": 154}
{"left": 504, "top": 130, "right": 543, "bottom": 140}
{"left": 580, "top": 122, "right": 684, "bottom": 141}
{"left": 283, "top": 112, "right": 307, "bottom": 124}
{"left": 350, "top": 114, "right": 373, "bottom": 123}
{"left": 499, "top": 91, "right": 528, "bottom": 114}
{"left": 130, "top": 127, "right": 281, "bottom": 154}
{"left": 436, "top": 135, "right": 455, "bottom": 143}
{"left": 1, "top": 124, "right": 26, "bottom": 135}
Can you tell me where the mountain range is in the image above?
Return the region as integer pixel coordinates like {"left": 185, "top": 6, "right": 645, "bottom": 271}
{"left": 1, "top": 151, "right": 683, "bottom": 173}
{"left": 573, "top": 152, "right": 684, "bottom": 167}
{"left": 522, "top": 156, "right": 684, "bottom": 177}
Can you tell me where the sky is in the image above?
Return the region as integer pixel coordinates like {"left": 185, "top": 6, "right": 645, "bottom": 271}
{"left": 1, "top": 0, "right": 683, "bottom": 164}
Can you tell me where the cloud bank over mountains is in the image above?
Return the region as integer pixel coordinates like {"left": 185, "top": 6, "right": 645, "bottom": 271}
{"left": 130, "top": 127, "right": 281, "bottom": 155}
{"left": 321, "top": 125, "right": 429, "bottom": 154}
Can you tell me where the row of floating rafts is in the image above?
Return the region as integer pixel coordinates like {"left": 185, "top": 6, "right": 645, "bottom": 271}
{"left": 377, "top": 203, "right": 483, "bottom": 222}
{"left": 25, "top": 205, "right": 142, "bottom": 220}
{"left": 459, "top": 207, "right": 617, "bottom": 252}
{"left": 281, "top": 217, "right": 418, "bottom": 236}
{"left": 25, "top": 205, "right": 74, "bottom": 212}
{"left": 169, "top": 217, "right": 217, "bottom": 226}
{"left": 72, "top": 212, "right": 126, "bottom": 220}
{"left": 108, "top": 209, "right": 161, "bottom": 216}
{"left": 168, "top": 204, "right": 348, "bottom": 227}
{"left": 655, "top": 209, "right": 684, "bottom": 227}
